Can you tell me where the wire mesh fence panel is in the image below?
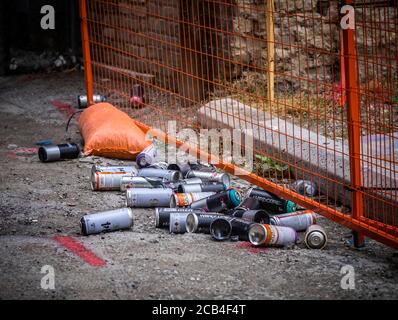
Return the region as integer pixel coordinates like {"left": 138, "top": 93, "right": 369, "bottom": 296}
{"left": 80, "top": 0, "right": 398, "bottom": 248}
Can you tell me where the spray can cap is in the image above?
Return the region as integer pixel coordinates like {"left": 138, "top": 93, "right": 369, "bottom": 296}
{"left": 228, "top": 189, "right": 241, "bottom": 207}
{"left": 286, "top": 200, "right": 296, "bottom": 213}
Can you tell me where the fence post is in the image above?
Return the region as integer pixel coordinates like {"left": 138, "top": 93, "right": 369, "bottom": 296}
{"left": 341, "top": 0, "right": 365, "bottom": 247}
{"left": 266, "top": 0, "right": 275, "bottom": 107}
{"left": 79, "top": 0, "right": 94, "bottom": 106}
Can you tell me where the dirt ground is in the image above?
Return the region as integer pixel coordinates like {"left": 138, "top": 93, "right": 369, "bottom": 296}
{"left": 0, "top": 71, "right": 397, "bottom": 300}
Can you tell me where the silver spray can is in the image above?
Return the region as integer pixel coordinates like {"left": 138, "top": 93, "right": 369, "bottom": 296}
{"left": 186, "top": 212, "right": 223, "bottom": 233}
{"left": 91, "top": 172, "right": 136, "bottom": 191}
{"left": 91, "top": 165, "right": 138, "bottom": 190}
{"left": 292, "top": 180, "right": 319, "bottom": 197}
{"left": 80, "top": 208, "right": 133, "bottom": 235}
{"left": 155, "top": 208, "right": 199, "bottom": 228}
{"left": 185, "top": 170, "right": 230, "bottom": 188}
{"left": 148, "top": 162, "right": 169, "bottom": 170}
{"left": 77, "top": 94, "right": 106, "bottom": 108}
{"left": 248, "top": 224, "right": 297, "bottom": 247}
{"left": 138, "top": 168, "right": 182, "bottom": 182}
{"left": 178, "top": 183, "right": 226, "bottom": 193}
{"left": 170, "top": 192, "right": 217, "bottom": 207}
{"left": 169, "top": 212, "right": 189, "bottom": 234}
{"left": 232, "top": 209, "right": 270, "bottom": 224}
{"left": 92, "top": 165, "right": 138, "bottom": 174}
{"left": 126, "top": 188, "right": 174, "bottom": 207}
{"left": 165, "top": 178, "right": 204, "bottom": 191}
{"left": 136, "top": 144, "right": 157, "bottom": 168}
{"left": 304, "top": 224, "right": 327, "bottom": 249}
{"left": 120, "top": 176, "right": 164, "bottom": 191}
{"left": 270, "top": 210, "right": 317, "bottom": 232}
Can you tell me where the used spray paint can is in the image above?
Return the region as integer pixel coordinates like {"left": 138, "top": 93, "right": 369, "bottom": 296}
{"left": 80, "top": 207, "right": 133, "bottom": 235}
{"left": 235, "top": 197, "right": 262, "bottom": 211}
{"left": 130, "top": 84, "right": 144, "bottom": 107}
{"left": 126, "top": 188, "right": 174, "bottom": 207}
{"left": 210, "top": 217, "right": 256, "bottom": 241}
{"left": 77, "top": 94, "right": 106, "bottom": 108}
{"left": 232, "top": 209, "right": 270, "bottom": 224}
{"left": 155, "top": 207, "right": 200, "bottom": 228}
{"left": 167, "top": 162, "right": 192, "bottom": 177}
{"left": 169, "top": 212, "right": 189, "bottom": 234}
{"left": 248, "top": 224, "right": 297, "bottom": 247}
{"left": 92, "top": 165, "right": 138, "bottom": 175}
{"left": 292, "top": 180, "right": 319, "bottom": 197}
{"left": 120, "top": 176, "right": 165, "bottom": 191}
{"left": 185, "top": 171, "right": 230, "bottom": 188}
{"left": 91, "top": 165, "right": 138, "bottom": 191}
{"left": 138, "top": 168, "right": 181, "bottom": 182}
{"left": 170, "top": 192, "right": 217, "bottom": 207}
{"left": 304, "top": 224, "right": 327, "bottom": 249}
{"left": 136, "top": 144, "right": 157, "bottom": 168}
{"left": 38, "top": 143, "right": 80, "bottom": 162}
{"left": 177, "top": 183, "right": 226, "bottom": 193}
{"left": 190, "top": 189, "right": 241, "bottom": 212}
{"left": 186, "top": 212, "right": 224, "bottom": 233}
{"left": 165, "top": 178, "right": 204, "bottom": 191}
{"left": 247, "top": 188, "right": 296, "bottom": 214}
{"left": 148, "top": 162, "right": 169, "bottom": 170}
{"left": 270, "top": 210, "right": 317, "bottom": 232}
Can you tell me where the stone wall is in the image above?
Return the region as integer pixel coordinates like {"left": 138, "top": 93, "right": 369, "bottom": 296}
{"left": 97, "top": 0, "right": 182, "bottom": 92}
{"left": 230, "top": 0, "right": 397, "bottom": 91}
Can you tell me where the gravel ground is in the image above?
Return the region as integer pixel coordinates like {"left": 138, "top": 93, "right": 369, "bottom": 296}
{"left": 0, "top": 71, "right": 397, "bottom": 300}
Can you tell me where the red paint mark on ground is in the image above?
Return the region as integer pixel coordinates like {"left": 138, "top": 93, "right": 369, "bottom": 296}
{"left": 236, "top": 242, "right": 268, "bottom": 254}
{"left": 53, "top": 236, "right": 106, "bottom": 267}
{"left": 7, "top": 147, "right": 38, "bottom": 158}
{"left": 50, "top": 100, "right": 77, "bottom": 118}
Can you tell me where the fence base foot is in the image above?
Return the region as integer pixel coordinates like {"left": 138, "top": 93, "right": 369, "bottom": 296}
{"left": 353, "top": 231, "right": 365, "bottom": 248}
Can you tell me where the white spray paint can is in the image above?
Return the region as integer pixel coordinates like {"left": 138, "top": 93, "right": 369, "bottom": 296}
{"left": 248, "top": 224, "right": 297, "bottom": 247}
{"left": 80, "top": 208, "right": 133, "bottom": 235}
{"left": 270, "top": 210, "right": 317, "bottom": 232}
{"left": 125, "top": 188, "right": 174, "bottom": 207}
{"left": 136, "top": 144, "right": 157, "bottom": 168}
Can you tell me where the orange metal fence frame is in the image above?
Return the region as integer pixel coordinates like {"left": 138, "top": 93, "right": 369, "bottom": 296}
{"left": 80, "top": 0, "right": 398, "bottom": 248}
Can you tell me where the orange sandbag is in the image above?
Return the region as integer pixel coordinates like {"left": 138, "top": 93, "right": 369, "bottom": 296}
{"left": 78, "top": 102, "right": 151, "bottom": 159}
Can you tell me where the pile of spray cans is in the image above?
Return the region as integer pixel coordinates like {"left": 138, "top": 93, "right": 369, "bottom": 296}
{"left": 82, "top": 155, "right": 328, "bottom": 250}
